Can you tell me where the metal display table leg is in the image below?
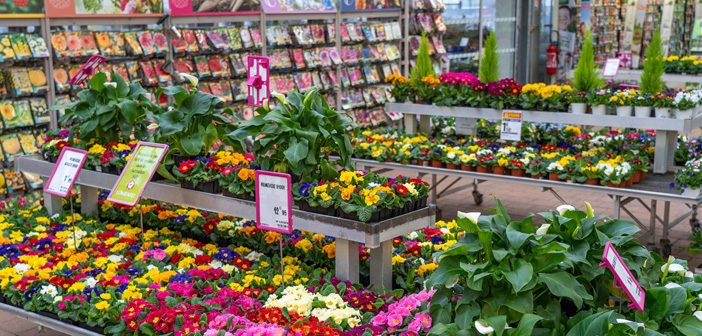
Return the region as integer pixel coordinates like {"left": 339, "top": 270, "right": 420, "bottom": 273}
{"left": 80, "top": 185, "right": 99, "bottom": 216}
{"left": 335, "top": 238, "right": 359, "bottom": 283}
{"left": 369, "top": 240, "right": 393, "bottom": 291}
{"left": 404, "top": 113, "right": 418, "bottom": 133}
{"left": 654, "top": 130, "right": 676, "bottom": 174}
{"left": 419, "top": 115, "right": 431, "bottom": 134}
{"left": 44, "top": 192, "right": 61, "bottom": 216}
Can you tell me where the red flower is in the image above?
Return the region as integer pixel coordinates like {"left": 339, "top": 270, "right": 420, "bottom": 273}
{"left": 56, "top": 141, "right": 69, "bottom": 150}
{"left": 395, "top": 184, "right": 408, "bottom": 195}
{"left": 203, "top": 221, "right": 216, "bottom": 234}
{"left": 194, "top": 254, "right": 211, "bottom": 265}
{"left": 178, "top": 160, "right": 197, "bottom": 174}
{"left": 264, "top": 285, "right": 276, "bottom": 293}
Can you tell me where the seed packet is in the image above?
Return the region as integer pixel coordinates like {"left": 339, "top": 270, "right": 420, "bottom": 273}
{"left": 340, "top": 24, "right": 350, "bottom": 43}
{"left": 124, "top": 32, "right": 143, "bottom": 55}
{"left": 110, "top": 63, "right": 128, "bottom": 82}
{"left": 110, "top": 32, "right": 126, "bottom": 56}
{"left": 279, "top": 26, "right": 292, "bottom": 45}
{"left": 229, "top": 54, "right": 246, "bottom": 75}
{"left": 340, "top": 69, "right": 351, "bottom": 87}
{"left": 6, "top": 68, "right": 33, "bottom": 95}
{"left": 22, "top": 171, "right": 43, "bottom": 189}
{"left": 5, "top": 100, "right": 32, "bottom": 128}
{"left": 361, "top": 25, "right": 375, "bottom": 42}
{"left": 182, "top": 30, "right": 199, "bottom": 53}
{"left": 95, "top": 31, "right": 113, "bottom": 55}
{"left": 29, "top": 98, "right": 49, "bottom": 125}
{"left": 0, "top": 73, "right": 6, "bottom": 96}
{"left": 434, "top": 15, "right": 446, "bottom": 32}
{"left": 312, "top": 25, "right": 325, "bottom": 44}
{"left": 197, "top": 82, "right": 211, "bottom": 94}
{"left": 302, "top": 49, "right": 314, "bottom": 68}
{"left": 9, "top": 33, "right": 31, "bottom": 60}
{"left": 362, "top": 46, "right": 372, "bottom": 62}
{"left": 432, "top": 36, "right": 445, "bottom": 54}
{"left": 66, "top": 32, "right": 85, "bottom": 57}
{"left": 139, "top": 61, "right": 158, "bottom": 85}
{"left": 346, "top": 23, "right": 359, "bottom": 41}
{"left": 17, "top": 131, "right": 38, "bottom": 155}
{"left": 290, "top": 49, "right": 304, "bottom": 69}
{"left": 250, "top": 28, "right": 262, "bottom": 48}
{"left": 0, "top": 168, "right": 7, "bottom": 196}
{"left": 0, "top": 35, "right": 16, "bottom": 62}
{"left": 375, "top": 24, "right": 386, "bottom": 41}
{"left": 220, "top": 80, "right": 233, "bottom": 103}
{"left": 311, "top": 71, "right": 322, "bottom": 89}
{"left": 219, "top": 56, "right": 232, "bottom": 77}
{"left": 173, "top": 57, "right": 194, "bottom": 75}
{"left": 319, "top": 71, "right": 331, "bottom": 90}
{"left": 328, "top": 70, "right": 338, "bottom": 87}
{"left": 319, "top": 48, "right": 332, "bottom": 67}
{"left": 154, "top": 60, "right": 172, "bottom": 82}
{"left": 230, "top": 80, "right": 245, "bottom": 101}
{"left": 4, "top": 168, "right": 25, "bottom": 193}
{"left": 1, "top": 134, "right": 22, "bottom": 161}
{"left": 81, "top": 32, "right": 99, "bottom": 55}
{"left": 284, "top": 74, "right": 296, "bottom": 93}
{"left": 152, "top": 32, "right": 168, "bottom": 54}
{"left": 207, "top": 29, "right": 226, "bottom": 50}
{"left": 124, "top": 61, "right": 141, "bottom": 83}
{"left": 26, "top": 35, "right": 49, "bottom": 58}
{"left": 208, "top": 56, "right": 225, "bottom": 78}
{"left": 49, "top": 33, "right": 67, "bottom": 58}
{"left": 53, "top": 66, "right": 70, "bottom": 92}
{"left": 266, "top": 26, "right": 278, "bottom": 46}
{"left": 326, "top": 24, "right": 335, "bottom": 43}
{"left": 27, "top": 68, "right": 47, "bottom": 93}
{"left": 292, "top": 26, "right": 305, "bottom": 45}
{"left": 223, "top": 28, "right": 240, "bottom": 50}
{"left": 193, "top": 56, "right": 212, "bottom": 78}
{"left": 208, "top": 81, "right": 224, "bottom": 98}
{"left": 195, "top": 30, "right": 211, "bottom": 52}
{"left": 138, "top": 31, "right": 157, "bottom": 55}
{"left": 240, "top": 27, "right": 253, "bottom": 49}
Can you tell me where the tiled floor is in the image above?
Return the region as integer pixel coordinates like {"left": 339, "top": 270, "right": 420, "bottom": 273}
{"left": 0, "top": 174, "right": 700, "bottom": 335}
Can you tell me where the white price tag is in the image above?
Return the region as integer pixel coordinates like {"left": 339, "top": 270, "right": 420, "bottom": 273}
{"left": 44, "top": 147, "right": 88, "bottom": 198}
{"left": 500, "top": 111, "right": 522, "bottom": 142}
{"left": 255, "top": 171, "right": 293, "bottom": 234}
{"left": 459, "top": 37, "right": 469, "bottom": 47}
{"left": 602, "top": 58, "right": 621, "bottom": 77}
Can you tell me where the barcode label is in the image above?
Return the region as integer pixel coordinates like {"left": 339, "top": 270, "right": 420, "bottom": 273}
{"left": 500, "top": 111, "right": 522, "bottom": 141}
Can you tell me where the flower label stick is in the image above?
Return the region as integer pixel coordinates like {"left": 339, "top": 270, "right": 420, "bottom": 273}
{"left": 600, "top": 241, "right": 646, "bottom": 311}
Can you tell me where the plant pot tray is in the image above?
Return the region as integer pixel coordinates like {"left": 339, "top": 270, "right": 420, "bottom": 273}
{"left": 0, "top": 302, "right": 104, "bottom": 336}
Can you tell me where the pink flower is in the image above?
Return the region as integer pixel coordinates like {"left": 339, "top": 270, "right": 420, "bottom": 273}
{"left": 415, "top": 312, "right": 432, "bottom": 329}
{"left": 144, "top": 249, "right": 167, "bottom": 260}
{"left": 386, "top": 313, "right": 403, "bottom": 327}
{"left": 370, "top": 311, "right": 386, "bottom": 325}
{"left": 407, "top": 319, "right": 422, "bottom": 333}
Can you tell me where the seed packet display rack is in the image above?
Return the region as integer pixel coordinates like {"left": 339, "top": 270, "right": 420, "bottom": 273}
{"left": 374, "top": 102, "right": 702, "bottom": 255}
{"left": 15, "top": 156, "right": 437, "bottom": 291}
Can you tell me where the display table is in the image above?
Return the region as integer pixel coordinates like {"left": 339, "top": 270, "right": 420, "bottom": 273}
{"left": 567, "top": 69, "right": 701, "bottom": 89}
{"left": 387, "top": 102, "right": 702, "bottom": 174}
{"left": 0, "top": 302, "right": 101, "bottom": 336}
{"left": 351, "top": 157, "right": 701, "bottom": 255}
{"left": 15, "top": 156, "right": 436, "bottom": 290}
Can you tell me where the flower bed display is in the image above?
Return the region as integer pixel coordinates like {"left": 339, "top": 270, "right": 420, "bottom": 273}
{"left": 387, "top": 72, "right": 702, "bottom": 118}
{"left": 353, "top": 127, "right": 654, "bottom": 188}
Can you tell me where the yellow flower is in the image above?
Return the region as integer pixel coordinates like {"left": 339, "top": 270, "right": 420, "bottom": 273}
{"left": 417, "top": 263, "right": 438, "bottom": 276}
{"left": 95, "top": 301, "right": 110, "bottom": 311}
{"left": 99, "top": 293, "right": 111, "bottom": 300}
{"left": 88, "top": 144, "right": 106, "bottom": 155}
{"left": 264, "top": 231, "right": 281, "bottom": 244}
{"left": 364, "top": 193, "right": 380, "bottom": 206}
{"left": 294, "top": 239, "right": 313, "bottom": 253}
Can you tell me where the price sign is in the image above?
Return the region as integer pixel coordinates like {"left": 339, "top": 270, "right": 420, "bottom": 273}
{"left": 459, "top": 37, "right": 469, "bottom": 47}
{"left": 107, "top": 142, "right": 168, "bottom": 207}
{"left": 44, "top": 147, "right": 88, "bottom": 198}
{"left": 455, "top": 117, "right": 477, "bottom": 136}
{"left": 255, "top": 171, "right": 293, "bottom": 234}
{"left": 600, "top": 241, "right": 646, "bottom": 311}
{"left": 602, "top": 58, "right": 621, "bottom": 77}
{"left": 500, "top": 111, "right": 522, "bottom": 141}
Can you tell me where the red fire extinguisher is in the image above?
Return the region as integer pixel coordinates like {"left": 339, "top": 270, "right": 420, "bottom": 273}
{"left": 546, "top": 42, "right": 558, "bottom": 75}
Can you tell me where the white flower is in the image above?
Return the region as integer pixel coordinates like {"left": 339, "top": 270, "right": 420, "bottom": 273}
{"left": 83, "top": 277, "right": 98, "bottom": 287}
{"left": 662, "top": 263, "right": 685, "bottom": 273}
{"left": 457, "top": 211, "right": 480, "bottom": 224}
{"left": 245, "top": 251, "right": 264, "bottom": 261}
{"left": 146, "top": 265, "right": 157, "bottom": 271}
{"left": 407, "top": 231, "right": 419, "bottom": 240}
{"left": 14, "top": 263, "right": 30, "bottom": 274}
{"left": 440, "top": 228, "right": 450, "bottom": 235}
{"left": 40, "top": 285, "right": 58, "bottom": 296}
{"left": 536, "top": 223, "right": 551, "bottom": 235}
{"left": 104, "top": 82, "right": 117, "bottom": 88}
{"left": 556, "top": 205, "right": 576, "bottom": 215}
{"left": 209, "top": 260, "right": 223, "bottom": 269}
{"left": 475, "top": 321, "right": 494, "bottom": 334}
{"left": 447, "top": 152, "right": 456, "bottom": 159}
{"left": 446, "top": 276, "right": 459, "bottom": 288}
{"left": 694, "top": 311, "right": 702, "bottom": 322}
{"left": 179, "top": 73, "right": 199, "bottom": 87}
{"left": 685, "top": 271, "right": 694, "bottom": 278}
{"left": 664, "top": 282, "right": 682, "bottom": 289}
{"left": 107, "top": 255, "right": 122, "bottom": 263}
{"left": 615, "top": 318, "right": 644, "bottom": 328}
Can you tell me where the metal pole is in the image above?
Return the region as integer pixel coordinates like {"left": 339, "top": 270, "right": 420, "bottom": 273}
{"left": 69, "top": 194, "right": 77, "bottom": 250}
{"left": 478, "top": 0, "right": 484, "bottom": 64}
{"left": 279, "top": 237, "right": 285, "bottom": 289}
{"left": 139, "top": 203, "right": 145, "bottom": 247}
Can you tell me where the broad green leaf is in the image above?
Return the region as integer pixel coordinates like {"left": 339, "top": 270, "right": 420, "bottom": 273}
{"left": 646, "top": 287, "right": 670, "bottom": 321}
{"left": 203, "top": 123, "right": 218, "bottom": 153}
{"left": 538, "top": 272, "right": 586, "bottom": 309}
{"left": 506, "top": 221, "right": 532, "bottom": 250}
{"left": 504, "top": 259, "right": 533, "bottom": 293}
{"left": 89, "top": 72, "right": 107, "bottom": 91}
{"left": 673, "top": 314, "right": 702, "bottom": 336}
{"left": 180, "top": 133, "right": 203, "bottom": 156}
{"left": 484, "top": 315, "right": 507, "bottom": 336}
{"left": 565, "top": 310, "right": 613, "bottom": 336}
{"left": 117, "top": 100, "right": 138, "bottom": 124}
{"left": 598, "top": 219, "right": 640, "bottom": 238}
{"left": 283, "top": 137, "right": 309, "bottom": 166}
{"left": 455, "top": 302, "right": 480, "bottom": 330}
{"left": 511, "top": 314, "right": 543, "bottom": 336}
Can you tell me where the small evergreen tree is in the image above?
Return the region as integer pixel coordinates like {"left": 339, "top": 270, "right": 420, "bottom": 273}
{"left": 640, "top": 31, "right": 665, "bottom": 94}
{"left": 572, "top": 29, "right": 602, "bottom": 92}
{"left": 410, "top": 32, "right": 434, "bottom": 87}
{"left": 479, "top": 32, "right": 499, "bottom": 83}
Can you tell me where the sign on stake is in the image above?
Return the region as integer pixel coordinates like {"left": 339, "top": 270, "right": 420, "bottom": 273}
{"left": 247, "top": 56, "right": 270, "bottom": 107}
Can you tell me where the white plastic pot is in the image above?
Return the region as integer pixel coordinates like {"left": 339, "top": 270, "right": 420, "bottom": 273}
{"left": 634, "top": 106, "right": 651, "bottom": 118}
{"left": 655, "top": 107, "right": 671, "bottom": 118}
{"left": 571, "top": 103, "right": 586, "bottom": 114}
{"left": 616, "top": 105, "right": 632, "bottom": 117}
{"left": 682, "top": 188, "right": 701, "bottom": 198}
{"left": 591, "top": 105, "right": 607, "bottom": 115}
{"left": 677, "top": 109, "right": 693, "bottom": 119}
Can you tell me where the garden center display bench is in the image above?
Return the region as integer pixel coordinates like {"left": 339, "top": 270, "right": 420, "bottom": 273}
{"left": 15, "top": 156, "right": 436, "bottom": 291}
{"left": 0, "top": 301, "right": 102, "bottom": 336}
{"left": 353, "top": 157, "right": 702, "bottom": 256}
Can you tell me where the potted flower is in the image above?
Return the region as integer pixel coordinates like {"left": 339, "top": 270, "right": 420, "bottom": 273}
{"left": 428, "top": 145, "right": 444, "bottom": 168}
{"left": 494, "top": 157, "right": 509, "bottom": 175}
{"left": 525, "top": 156, "right": 547, "bottom": 179}
{"left": 608, "top": 90, "right": 633, "bottom": 116}
{"left": 508, "top": 158, "right": 527, "bottom": 177}
{"left": 579, "top": 163, "right": 600, "bottom": 185}
{"left": 631, "top": 92, "right": 653, "bottom": 118}
{"left": 172, "top": 157, "right": 222, "bottom": 193}
{"left": 586, "top": 89, "right": 610, "bottom": 115}
{"left": 568, "top": 91, "right": 587, "bottom": 114}
{"left": 546, "top": 161, "right": 565, "bottom": 181}
{"left": 651, "top": 92, "right": 675, "bottom": 118}
{"left": 443, "top": 147, "right": 464, "bottom": 170}
{"left": 672, "top": 159, "right": 702, "bottom": 197}
{"left": 218, "top": 166, "right": 256, "bottom": 200}
{"left": 386, "top": 74, "right": 414, "bottom": 103}
{"left": 475, "top": 150, "right": 495, "bottom": 173}
{"left": 673, "top": 90, "right": 699, "bottom": 119}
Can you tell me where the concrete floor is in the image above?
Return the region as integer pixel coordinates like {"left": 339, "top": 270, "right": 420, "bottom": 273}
{"left": 1, "top": 177, "right": 700, "bottom": 335}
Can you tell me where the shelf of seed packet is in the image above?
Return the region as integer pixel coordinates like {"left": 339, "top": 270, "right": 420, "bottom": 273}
{"left": 49, "top": 21, "right": 173, "bottom": 113}
{"left": 405, "top": 0, "right": 445, "bottom": 70}
{"left": 339, "top": 14, "right": 404, "bottom": 127}
{"left": 0, "top": 19, "right": 53, "bottom": 197}
{"left": 168, "top": 18, "right": 264, "bottom": 120}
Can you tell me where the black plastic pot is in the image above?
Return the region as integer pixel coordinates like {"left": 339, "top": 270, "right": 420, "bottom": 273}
{"left": 102, "top": 165, "right": 120, "bottom": 175}
{"left": 37, "top": 310, "right": 60, "bottom": 321}
{"left": 44, "top": 152, "right": 58, "bottom": 163}
{"left": 180, "top": 179, "right": 221, "bottom": 194}
{"left": 172, "top": 154, "right": 199, "bottom": 167}
{"left": 223, "top": 189, "right": 255, "bottom": 201}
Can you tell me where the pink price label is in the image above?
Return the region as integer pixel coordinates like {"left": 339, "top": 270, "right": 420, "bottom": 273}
{"left": 69, "top": 55, "right": 106, "bottom": 85}
{"left": 255, "top": 170, "right": 293, "bottom": 234}
{"left": 600, "top": 241, "right": 646, "bottom": 311}
{"left": 44, "top": 146, "right": 88, "bottom": 198}
{"left": 247, "top": 56, "right": 270, "bottom": 107}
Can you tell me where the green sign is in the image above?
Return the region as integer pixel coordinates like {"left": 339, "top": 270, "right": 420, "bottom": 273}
{"left": 106, "top": 142, "right": 167, "bottom": 206}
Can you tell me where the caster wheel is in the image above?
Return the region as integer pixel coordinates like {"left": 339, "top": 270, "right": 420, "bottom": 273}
{"left": 646, "top": 242, "right": 660, "bottom": 255}
{"left": 472, "top": 190, "right": 483, "bottom": 205}
{"left": 691, "top": 218, "right": 701, "bottom": 231}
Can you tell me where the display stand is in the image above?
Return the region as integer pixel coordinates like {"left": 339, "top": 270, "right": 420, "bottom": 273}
{"left": 15, "top": 156, "right": 436, "bottom": 291}
{"left": 567, "top": 69, "right": 702, "bottom": 89}
{"left": 0, "top": 302, "right": 101, "bottom": 336}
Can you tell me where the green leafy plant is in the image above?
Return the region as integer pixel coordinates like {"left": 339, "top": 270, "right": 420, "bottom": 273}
{"left": 227, "top": 89, "right": 356, "bottom": 182}
{"left": 410, "top": 32, "right": 434, "bottom": 88}
{"left": 571, "top": 30, "right": 602, "bottom": 92}
{"left": 479, "top": 32, "right": 499, "bottom": 83}
{"left": 53, "top": 72, "right": 160, "bottom": 143}
{"left": 640, "top": 31, "right": 665, "bottom": 94}
{"left": 155, "top": 82, "right": 234, "bottom": 157}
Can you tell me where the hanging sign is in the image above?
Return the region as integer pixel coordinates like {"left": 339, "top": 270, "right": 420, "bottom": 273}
{"left": 45, "top": 0, "right": 163, "bottom": 17}
{"left": 44, "top": 146, "right": 88, "bottom": 198}
{"left": 255, "top": 171, "right": 293, "bottom": 234}
{"left": 500, "top": 111, "right": 522, "bottom": 142}
{"left": 168, "top": 0, "right": 259, "bottom": 16}
{"left": 107, "top": 142, "right": 168, "bottom": 206}
{"left": 600, "top": 241, "right": 646, "bottom": 311}
{"left": 68, "top": 54, "right": 106, "bottom": 86}
{"left": 247, "top": 56, "right": 270, "bottom": 107}
{"left": 602, "top": 58, "right": 620, "bottom": 77}
{"left": 260, "top": 0, "right": 336, "bottom": 13}
{"left": 339, "top": 0, "right": 400, "bottom": 12}
{"left": 0, "top": 0, "right": 45, "bottom": 16}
